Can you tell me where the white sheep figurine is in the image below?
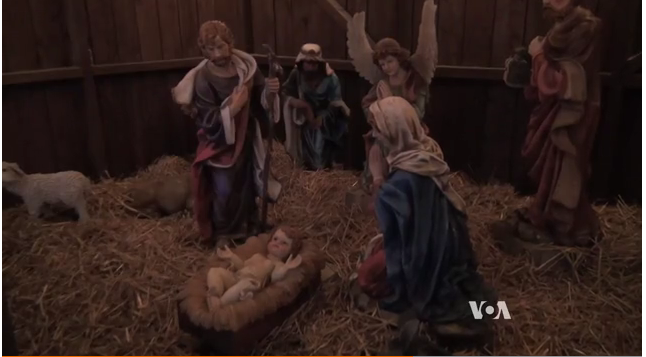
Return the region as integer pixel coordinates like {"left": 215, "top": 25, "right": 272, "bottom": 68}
{"left": 2, "top": 161, "right": 92, "bottom": 222}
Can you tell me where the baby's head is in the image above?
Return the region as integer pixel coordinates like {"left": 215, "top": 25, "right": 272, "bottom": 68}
{"left": 267, "top": 225, "right": 303, "bottom": 261}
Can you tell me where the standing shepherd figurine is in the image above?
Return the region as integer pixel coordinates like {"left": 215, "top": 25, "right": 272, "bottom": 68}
{"left": 281, "top": 43, "right": 350, "bottom": 170}
{"left": 494, "top": 0, "right": 603, "bottom": 247}
{"left": 172, "top": 20, "right": 282, "bottom": 245}
{"left": 347, "top": 0, "right": 438, "bottom": 196}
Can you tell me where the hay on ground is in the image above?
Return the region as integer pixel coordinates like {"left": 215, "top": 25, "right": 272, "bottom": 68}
{"left": 2, "top": 144, "right": 641, "bottom": 355}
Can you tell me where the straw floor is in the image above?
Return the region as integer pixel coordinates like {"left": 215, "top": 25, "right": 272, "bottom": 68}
{"left": 2, "top": 144, "right": 641, "bottom": 355}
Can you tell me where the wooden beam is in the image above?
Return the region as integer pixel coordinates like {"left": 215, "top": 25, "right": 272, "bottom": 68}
{"left": 2, "top": 67, "right": 83, "bottom": 85}
{"left": 315, "top": 0, "right": 376, "bottom": 47}
{"left": 92, "top": 58, "right": 204, "bottom": 76}
{"left": 3, "top": 56, "right": 641, "bottom": 87}
{"left": 65, "top": 0, "right": 107, "bottom": 177}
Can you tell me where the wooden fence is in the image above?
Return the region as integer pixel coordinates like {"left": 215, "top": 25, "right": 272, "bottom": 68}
{"left": 2, "top": 0, "right": 642, "bottom": 203}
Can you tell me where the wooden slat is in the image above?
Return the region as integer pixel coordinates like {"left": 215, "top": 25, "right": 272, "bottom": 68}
{"left": 596, "top": 0, "right": 620, "bottom": 71}
{"left": 19, "top": 86, "right": 59, "bottom": 173}
{"left": 590, "top": 53, "right": 642, "bottom": 198}
{"left": 29, "top": 0, "right": 70, "bottom": 68}
{"left": 461, "top": 0, "right": 497, "bottom": 66}
{"left": 110, "top": 0, "right": 145, "bottom": 170}
{"left": 3, "top": 0, "right": 40, "bottom": 71}
{"left": 367, "top": 0, "right": 399, "bottom": 47}
{"left": 158, "top": 0, "right": 184, "bottom": 59}
{"left": 396, "top": 0, "right": 414, "bottom": 51}
{"left": 484, "top": 0, "right": 528, "bottom": 182}
{"left": 213, "top": 0, "right": 249, "bottom": 51}
{"left": 410, "top": 0, "right": 426, "bottom": 53}
{"left": 85, "top": 0, "right": 119, "bottom": 64}
{"left": 523, "top": 0, "right": 548, "bottom": 44}
{"left": 2, "top": 81, "right": 26, "bottom": 207}
{"left": 274, "top": 0, "right": 297, "bottom": 56}
{"left": 178, "top": 0, "right": 201, "bottom": 57}
{"left": 611, "top": 88, "right": 641, "bottom": 203}
{"left": 288, "top": 0, "right": 348, "bottom": 59}
{"left": 96, "top": 76, "right": 137, "bottom": 176}
{"left": 112, "top": 0, "right": 143, "bottom": 62}
{"left": 135, "top": 0, "right": 164, "bottom": 61}
{"left": 603, "top": 0, "right": 640, "bottom": 71}
{"left": 197, "top": 0, "right": 216, "bottom": 25}
{"left": 65, "top": 0, "right": 107, "bottom": 176}
{"left": 44, "top": 82, "right": 90, "bottom": 173}
{"left": 2, "top": 89, "right": 27, "bottom": 167}
{"left": 250, "top": 0, "right": 276, "bottom": 54}
{"left": 490, "top": 0, "right": 528, "bottom": 66}
{"left": 437, "top": 0, "right": 466, "bottom": 65}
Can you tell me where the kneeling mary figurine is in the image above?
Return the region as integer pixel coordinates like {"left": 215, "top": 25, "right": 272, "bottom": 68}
{"left": 356, "top": 96, "right": 498, "bottom": 342}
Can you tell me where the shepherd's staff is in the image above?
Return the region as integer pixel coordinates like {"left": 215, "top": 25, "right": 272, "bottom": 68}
{"left": 259, "top": 44, "right": 282, "bottom": 233}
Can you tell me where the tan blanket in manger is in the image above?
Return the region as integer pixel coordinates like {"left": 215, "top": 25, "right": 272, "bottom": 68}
{"left": 177, "top": 233, "right": 325, "bottom": 332}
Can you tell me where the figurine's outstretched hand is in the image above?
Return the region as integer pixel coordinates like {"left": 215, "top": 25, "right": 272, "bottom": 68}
{"left": 217, "top": 245, "right": 235, "bottom": 260}
{"left": 285, "top": 254, "right": 303, "bottom": 270}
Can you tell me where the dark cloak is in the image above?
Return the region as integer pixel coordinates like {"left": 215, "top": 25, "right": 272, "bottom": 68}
{"left": 374, "top": 169, "right": 498, "bottom": 324}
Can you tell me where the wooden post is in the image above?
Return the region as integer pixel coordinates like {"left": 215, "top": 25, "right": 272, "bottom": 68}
{"left": 592, "top": 53, "right": 641, "bottom": 199}
{"left": 65, "top": 0, "right": 108, "bottom": 178}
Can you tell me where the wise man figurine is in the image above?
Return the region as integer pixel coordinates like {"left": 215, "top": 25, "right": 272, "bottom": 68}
{"left": 496, "top": 0, "right": 603, "bottom": 247}
{"left": 171, "top": 20, "right": 282, "bottom": 245}
{"left": 281, "top": 43, "right": 350, "bottom": 170}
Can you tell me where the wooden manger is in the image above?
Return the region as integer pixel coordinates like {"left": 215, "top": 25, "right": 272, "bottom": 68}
{"left": 176, "top": 232, "right": 325, "bottom": 355}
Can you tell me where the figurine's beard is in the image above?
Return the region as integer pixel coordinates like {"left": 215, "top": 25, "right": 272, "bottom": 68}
{"left": 211, "top": 56, "right": 231, "bottom": 67}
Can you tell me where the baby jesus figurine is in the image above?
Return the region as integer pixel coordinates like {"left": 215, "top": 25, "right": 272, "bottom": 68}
{"left": 206, "top": 226, "right": 303, "bottom": 310}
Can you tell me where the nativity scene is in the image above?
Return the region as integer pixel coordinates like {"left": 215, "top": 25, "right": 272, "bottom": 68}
{"left": 1, "top": 0, "right": 641, "bottom": 355}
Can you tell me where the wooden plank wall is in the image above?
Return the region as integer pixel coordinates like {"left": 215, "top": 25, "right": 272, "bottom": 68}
{"left": 2, "top": 0, "right": 642, "bottom": 202}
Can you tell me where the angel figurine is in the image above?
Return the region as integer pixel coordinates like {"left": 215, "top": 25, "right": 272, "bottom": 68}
{"left": 347, "top": 0, "right": 438, "bottom": 195}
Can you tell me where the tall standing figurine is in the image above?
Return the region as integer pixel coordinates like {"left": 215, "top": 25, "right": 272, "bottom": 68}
{"left": 282, "top": 44, "right": 351, "bottom": 170}
{"left": 171, "top": 21, "right": 282, "bottom": 244}
{"left": 496, "top": 0, "right": 602, "bottom": 247}
{"left": 347, "top": 0, "right": 438, "bottom": 195}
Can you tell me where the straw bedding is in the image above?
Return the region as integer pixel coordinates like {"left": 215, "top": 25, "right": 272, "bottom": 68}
{"left": 2, "top": 144, "right": 641, "bottom": 355}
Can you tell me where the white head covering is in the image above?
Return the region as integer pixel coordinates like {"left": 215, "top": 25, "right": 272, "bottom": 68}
{"left": 368, "top": 96, "right": 466, "bottom": 212}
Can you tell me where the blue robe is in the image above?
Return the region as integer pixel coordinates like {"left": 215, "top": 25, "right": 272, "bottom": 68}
{"left": 375, "top": 170, "right": 498, "bottom": 324}
{"left": 282, "top": 68, "right": 348, "bottom": 169}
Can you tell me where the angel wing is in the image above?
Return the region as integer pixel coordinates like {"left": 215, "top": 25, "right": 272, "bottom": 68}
{"left": 346, "top": 11, "right": 383, "bottom": 85}
{"left": 410, "top": 0, "right": 439, "bottom": 85}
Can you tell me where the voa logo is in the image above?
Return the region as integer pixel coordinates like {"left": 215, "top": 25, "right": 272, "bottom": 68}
{"left": 468, "top": 301, "right": 511, "bottom": 320}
